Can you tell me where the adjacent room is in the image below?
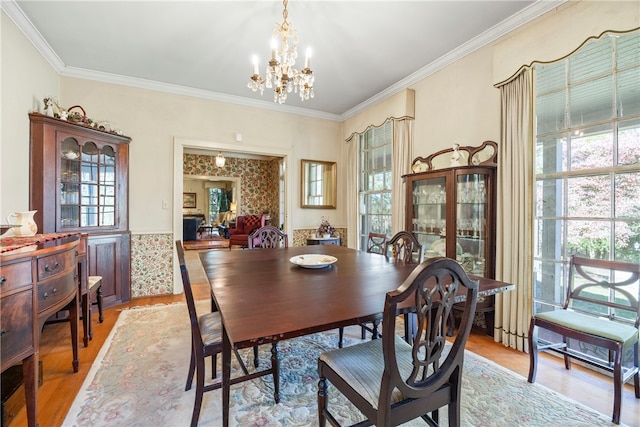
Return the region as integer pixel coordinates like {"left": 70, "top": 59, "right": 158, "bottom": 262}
{"left": 1, "top": 1, "right": 639, "bottom": 426}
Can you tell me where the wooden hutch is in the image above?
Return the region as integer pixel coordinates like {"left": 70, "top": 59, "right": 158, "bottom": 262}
{"left": 28, "top": 113, "right": 131, "bottom": 306}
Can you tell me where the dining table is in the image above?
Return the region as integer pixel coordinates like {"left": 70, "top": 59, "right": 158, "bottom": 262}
{"left": 199, "top": 245, "right": 514, "bottom": 426}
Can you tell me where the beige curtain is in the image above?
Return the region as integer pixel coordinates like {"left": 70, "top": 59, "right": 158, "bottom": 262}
{"left": 391, "top": 119, "right": 413, "bottom": 235}
{"left": 345, "top": 136, "right": 358, "bottom": 249}
{"left": 494, "top": 69, "right": 534, "bottom": 352}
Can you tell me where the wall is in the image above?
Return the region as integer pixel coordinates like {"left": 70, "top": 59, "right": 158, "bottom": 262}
{"left": 1, "top": 12, "right": 59, "bottom": 217}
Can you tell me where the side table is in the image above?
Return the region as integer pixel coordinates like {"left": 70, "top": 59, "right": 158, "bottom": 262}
{"left": 306, "top": 237, "right": 341, "bottom": 246}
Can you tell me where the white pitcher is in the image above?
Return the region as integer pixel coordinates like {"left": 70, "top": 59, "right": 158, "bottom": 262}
{"left": 7, "top": 210, "right": 38, "bottom": 237}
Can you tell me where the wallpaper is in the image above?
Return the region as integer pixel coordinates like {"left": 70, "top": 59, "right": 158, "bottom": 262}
{"left": 130, "top": 233, "right": 173, "bottom": 297}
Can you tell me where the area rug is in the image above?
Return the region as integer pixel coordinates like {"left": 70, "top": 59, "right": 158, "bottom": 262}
{"left": 63, "top": 302, "right": 622, "bottom": 427}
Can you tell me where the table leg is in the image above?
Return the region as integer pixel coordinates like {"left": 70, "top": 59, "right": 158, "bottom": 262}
{"left": 222, "top": 326, "right": 231, "bottom": 427}
{"left": 23, "top": 354, "right": 38, "bottom": 427}
{"left": 270, "top": 343, "right": 280, "bottom": 403}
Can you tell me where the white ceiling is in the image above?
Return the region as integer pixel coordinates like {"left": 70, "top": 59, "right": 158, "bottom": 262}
{"left": 6, "top": 1, "right": 562, "bottom": 120}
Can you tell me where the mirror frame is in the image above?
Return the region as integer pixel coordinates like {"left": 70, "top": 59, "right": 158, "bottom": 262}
{"left": 300, "top": 159, "right": 337, "bottom": 209}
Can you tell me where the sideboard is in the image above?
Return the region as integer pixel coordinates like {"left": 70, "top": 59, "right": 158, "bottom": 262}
{"left": 0, "top": 234, "right": 80, "bottom": 427}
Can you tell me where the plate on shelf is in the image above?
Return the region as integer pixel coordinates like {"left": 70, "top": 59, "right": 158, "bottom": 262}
{"left": 429, "top": 239, "right": 463, "bottom": 257}
{"left": 290, "top": 254, "right": 337, "bottom": 269}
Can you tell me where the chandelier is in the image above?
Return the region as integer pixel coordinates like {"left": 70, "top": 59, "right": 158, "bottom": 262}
{"left": 247, "top": 0, "right": 314, "bottom": 104}
{"left": 215, "top": 152, "right": 226, "bottom": 168}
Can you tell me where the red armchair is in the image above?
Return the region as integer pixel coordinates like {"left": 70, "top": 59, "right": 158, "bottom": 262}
{"left": 228, "top": 215, "right": 264, "bottom": 248}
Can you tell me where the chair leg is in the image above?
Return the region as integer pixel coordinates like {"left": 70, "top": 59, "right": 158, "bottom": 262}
{"left": 612, "top": 349, "right": 623, "bottom": 425}
{"left": 271, "top": 343, "right": 280, "bottom": 403}
{"left": 318, "top": 375, "right": 328, "bottom": 427}
{"left": 527, "top": 320, "right": 538, "bottom": 383}
{"left": 186, "top": 342, "right": 196, "bottom": 391}
{"left": 634, "top": 344, "right": 640, "bottom": 398}
{"left": 191, "top": 353, "right": 205, "bottom": 427}
{"left": 96, "top": 285, "right": 104, "bottom": 323}
{"left": 253, "top": 346, "right": 259, "bottom": 368}
{"left": 338, "top": 327, "right": 344, "bottom": 348}
{"left": 361, "top": 325, "right": 366, "bottom": 340}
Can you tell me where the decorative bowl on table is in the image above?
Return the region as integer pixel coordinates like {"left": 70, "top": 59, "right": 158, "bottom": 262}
{"left": 290, "top": 254, "right": 337, "bottom": 269}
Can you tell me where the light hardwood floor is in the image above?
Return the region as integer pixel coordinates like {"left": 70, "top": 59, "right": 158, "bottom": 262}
{"left": 5, "top": 250, "right": 639, "bottom": 426}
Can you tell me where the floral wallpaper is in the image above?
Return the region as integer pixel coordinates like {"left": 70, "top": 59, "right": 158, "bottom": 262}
{"left": 184, "top": 154, "right": 280, "bottom": 221}
{"left": 131, "top": 233, "right": 173, "bottom": 297}
{"left": 292, "top": 228, "right": 347, "bottom": 247}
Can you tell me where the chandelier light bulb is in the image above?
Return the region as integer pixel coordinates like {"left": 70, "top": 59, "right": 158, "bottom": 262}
{"left": 247, "top": 0, "right": 314, "bottom": 105}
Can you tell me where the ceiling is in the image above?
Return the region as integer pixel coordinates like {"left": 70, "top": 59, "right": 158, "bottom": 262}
{"left": 5, "top": 1, "right": 563, "bottom": 120}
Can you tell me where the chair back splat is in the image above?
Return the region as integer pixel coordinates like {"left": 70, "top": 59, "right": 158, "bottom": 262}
{"left": 385, "top": 231, "right": 423, "bottom": 264}
{"left": 248, "top": 225, "right": 288, "bottom": 249}
{"left": 318, "top": 257, "right": 478, "bottom": 426}
{"left": 366, "top": 232, "right": 387, "bottom": 255}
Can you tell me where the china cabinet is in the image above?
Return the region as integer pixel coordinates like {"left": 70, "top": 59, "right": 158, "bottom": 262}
{"left": 403, "top": 141, "right": 497, "bottom": 333}
{"left": 29, "top": 113, "right": 131, "bottom": 306}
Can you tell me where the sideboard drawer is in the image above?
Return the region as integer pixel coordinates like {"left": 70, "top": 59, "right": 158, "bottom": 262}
{"left": 37, "top": 272, "right": 76, "bottom": 313}
{"left": 37, "top": 249, "right": 75, "bottom": 281}
{"left": 0, "top": 260, "right": 33, "bottom": 296}
{"left": 1, "top": 289, "right": 35, "bottom": 367}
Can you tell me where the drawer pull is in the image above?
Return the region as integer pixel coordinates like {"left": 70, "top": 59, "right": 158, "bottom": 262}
{"left": 0, "top": 276, "right": 5, "bottom": 285}
{"left": 43, "top": 292, "right": 49, "bottom": 299}
{"left": 45, "top": 262, "right": 61, "bottom": 272}
{"left": 52, "top": 288, "right": 59, "bottom": 294}
{"left": 0, "top": 329, "right": 7, "bottom": 336}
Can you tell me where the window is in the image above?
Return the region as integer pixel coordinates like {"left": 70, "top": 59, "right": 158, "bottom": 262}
{"left": 533, "top": 31, "right": 640, "bottom": 347}
{"left": 208, "top": 188, "right": 230, "bottom": 224}
{"left": 358, "top": 120, "right": 393, "bottom": 250}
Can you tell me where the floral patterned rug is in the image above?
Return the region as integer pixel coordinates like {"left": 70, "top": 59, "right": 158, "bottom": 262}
{"left": 63, "top": 302, "right": 622, "bottom": 427}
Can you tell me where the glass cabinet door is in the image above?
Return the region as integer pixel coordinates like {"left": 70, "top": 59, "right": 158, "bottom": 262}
{"left": 411, "top": 176, "right": 447, "bottom": 255}
{"left": 60, "top": 137, "right": 81, "bottom": 227}
{"left": 59, "top": 138, "right": 117, "bottom": 229}
{"left": 456, "top": 172, "right": 489, "bottom": 276}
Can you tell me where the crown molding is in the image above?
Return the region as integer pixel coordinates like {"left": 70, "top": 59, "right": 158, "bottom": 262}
{"left": 61, "top": 66, "right": 342, "bottom": 121}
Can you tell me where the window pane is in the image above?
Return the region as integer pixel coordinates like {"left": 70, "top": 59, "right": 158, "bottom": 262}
{"left": 536, "top": 61, "right": 566, "bottom": 93}
{"left": 569, "top": 75, "right": 614, "bottom": 126}
{"left": 617, "top": 67, "right": 640, "bottom": 118}
{"left": 618, "top": 118, "right": 640, "bottom": 166}
{"left": 533, "top": 259, "right": 566, "bottom": 305}
{"left": 567, "top": 175, "right": 611, "bottom": 218}
{"left": 569, "top": 124, "right": 613, "bottom": 171}
{"left": 569, "top": 37, "right": 612, "bottom": 83}
{"left": 536, "top": 90, "right": 566, "bottom": 134}
{"left": 536, "top": 135, "right": 567, "bottom": 174}
{"left": 535, "top": 179, "right": 563, "bottom": 218}
{"left": 567, "top": 220, "right": 611, "bottom": 259}
{"left": 615, "top": 220, "right": 640, "bottom": 264}
{"left": 615, "top": 172, "right": 640, "bottom": 218}
{"left": 617, "top": 31, "right": 640, "bottom": 68}
{"left": 535, "top": 218, "right": 564, "bottom": 260}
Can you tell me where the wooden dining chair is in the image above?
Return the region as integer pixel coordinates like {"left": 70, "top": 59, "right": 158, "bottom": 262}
{"left": 339, "top": 232, "right": 388, "bottom": 347}
{"left": 248, "top": 225, "right": 288, "bottom": 249}
{"left": 385, "top": 231, "right": 423, "bottom": 264}
{"left": 366, "top": 232, "right": 387, "bottom": 255}
{"left": 176, "top": 240, "right": 268, "bottom": 427}
{"left": 318, "top": 257, "right": 478, "bottom": 427}
{"left": 387, "top": 231, "right": 424, "bottom": 342}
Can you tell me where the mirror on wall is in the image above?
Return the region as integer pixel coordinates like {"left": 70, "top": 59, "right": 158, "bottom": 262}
{"left": 300, "top": 159, "right": 336, "bottom": 209}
